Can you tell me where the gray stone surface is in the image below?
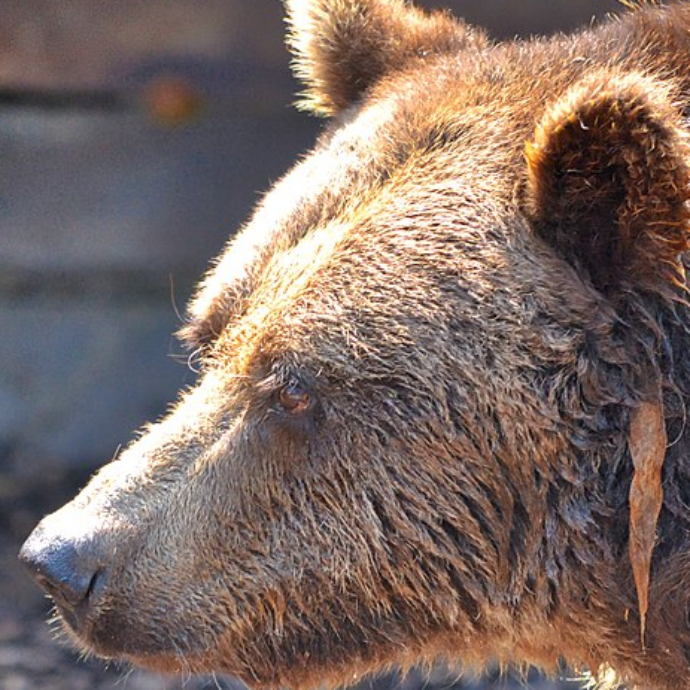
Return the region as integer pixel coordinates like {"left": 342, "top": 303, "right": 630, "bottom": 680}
{"left": 447, "top": 0, "right": 620, "bottom": 38}
{"left": 1, "top": 301, "right": 183, "bottom": 469}
{"left": 0, "top": 107, "right": 315, "bottom": 272}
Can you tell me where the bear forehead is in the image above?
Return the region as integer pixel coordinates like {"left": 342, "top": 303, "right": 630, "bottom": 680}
{"left": 204, "top": 124, "right": 519, "bottom": 366}
{"left": 185, "top": 52, "right": 542, "bottom": 357}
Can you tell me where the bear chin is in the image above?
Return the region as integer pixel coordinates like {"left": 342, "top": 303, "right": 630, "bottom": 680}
{"left": 56, "top": 604, "right": 205, "bottom": 672}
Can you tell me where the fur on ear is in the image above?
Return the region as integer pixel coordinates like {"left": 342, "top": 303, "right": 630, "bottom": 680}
{"left": 285, "top": 0, "right": 487, "bottom": 116}
{"left": 523, "top": 71, "right": 690, "bottom": 295}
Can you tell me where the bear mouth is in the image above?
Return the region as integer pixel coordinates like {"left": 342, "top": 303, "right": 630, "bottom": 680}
{"left": 53, "top": 595, "right": 195, "bottom": 667}
{"left": 52, "top": 591, "right": 246, "bottom": 681}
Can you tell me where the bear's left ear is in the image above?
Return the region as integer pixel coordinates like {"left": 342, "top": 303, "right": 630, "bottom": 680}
{"left": 523, "top": 72, "right": 690, "bottom": 296}
{"left": 285, "top": 0, "right": 486, "bottom": 117}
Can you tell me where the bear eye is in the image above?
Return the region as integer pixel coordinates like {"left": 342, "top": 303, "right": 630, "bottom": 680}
{"left": 278, "top": 379, "right": 312, "bottom": 415}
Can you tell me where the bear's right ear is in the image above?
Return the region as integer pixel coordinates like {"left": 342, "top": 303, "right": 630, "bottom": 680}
{"left": 285, "top": 0, "right": 486, "bottom": 117}
{"left": 523, "top": 72, "right": 690, "bottom": 297}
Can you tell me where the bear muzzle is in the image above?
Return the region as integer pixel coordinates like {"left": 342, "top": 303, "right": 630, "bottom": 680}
{"left": 18, "top": 501, "right": 221, "bottom": 670}
{"left": 19, "top": 517, "right": 110, "bottom": 637}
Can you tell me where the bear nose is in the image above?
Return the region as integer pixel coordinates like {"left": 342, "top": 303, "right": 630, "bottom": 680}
{"left": 19, "top": 526, "right": 107, "bottom": 630}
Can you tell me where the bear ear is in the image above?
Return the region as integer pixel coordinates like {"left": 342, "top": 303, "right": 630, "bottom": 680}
{"left": 285, "top": 0, "right": 486, "bottom": 117}
{"left": 523, "top": 72, "right": 690, "bottom": 296}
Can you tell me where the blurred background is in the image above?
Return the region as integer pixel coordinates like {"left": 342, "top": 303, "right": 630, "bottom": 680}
{"left": 0, "top": 1, "right": 619, "bottom": 688}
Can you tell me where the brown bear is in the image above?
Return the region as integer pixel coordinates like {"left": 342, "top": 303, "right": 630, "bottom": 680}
{"left": 19, "top": 1, "right": 690, "bottom": 689}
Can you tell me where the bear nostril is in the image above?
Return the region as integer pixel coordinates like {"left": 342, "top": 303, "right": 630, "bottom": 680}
{"left": 85, "top": 567, "right": 107, "bottom": 602}
{"left": 19, "top": 532, "right": 106, "bottom": 623}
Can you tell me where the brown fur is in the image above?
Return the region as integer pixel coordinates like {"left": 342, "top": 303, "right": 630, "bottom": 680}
{"left": 20, "top": 2, "right": 690, "bottom": 690}
{"left": 286, "top": 0, "right": 488, "bottom": 115}
{"left": 524, "top": 71, "right": 690, "bottom": 294}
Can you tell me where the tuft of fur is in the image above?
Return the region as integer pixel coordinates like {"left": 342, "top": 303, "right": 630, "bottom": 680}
{"left": 285, "top": 0, "right": 487, "bottom": 115}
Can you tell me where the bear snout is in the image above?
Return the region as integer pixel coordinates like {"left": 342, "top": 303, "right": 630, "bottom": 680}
{"left": 19, "top": 519, "right": 109, "bottom": 636}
